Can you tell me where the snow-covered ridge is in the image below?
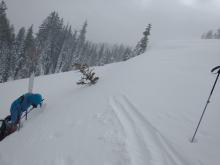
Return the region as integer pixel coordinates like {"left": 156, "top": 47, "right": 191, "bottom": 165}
{"left": 0, "top": 40, "right": 220, "bottom": 165}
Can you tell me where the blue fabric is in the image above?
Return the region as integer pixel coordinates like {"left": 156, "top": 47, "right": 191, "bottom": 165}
{"left": 10, "top": 93, "right": 43, "bottom": 123}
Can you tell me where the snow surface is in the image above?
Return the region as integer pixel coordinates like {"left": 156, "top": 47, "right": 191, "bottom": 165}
{"left": 0, "top": 39, "right": 220, "bottom": 165}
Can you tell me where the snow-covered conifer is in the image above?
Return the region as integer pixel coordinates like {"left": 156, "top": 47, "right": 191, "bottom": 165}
{"left": 134, "top": 24, "right": 152, "bottom": 55}
{"left": 0, "top": 0, "right": 15, "bottom": 82}
{"left": 74, "top": 21, "right": 87, "bottom": 64}
{"left": 13, "top": 27, "right": 26, "bottom": 79}
{"left": 37, "top": 12, "right": 64, "bottom": 75}
{"left": 24, "top": 25, "right": 36, "bottom": 77}
{"left": 74, "top": 63, "right": 99, "bottom": 85}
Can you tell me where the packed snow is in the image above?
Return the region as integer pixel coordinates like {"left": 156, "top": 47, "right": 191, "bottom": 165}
{"left": 0, "top": 39, "right": 220, "bottom": 165}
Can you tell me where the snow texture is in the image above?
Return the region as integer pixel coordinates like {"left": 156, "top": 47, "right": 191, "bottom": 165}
{"left": 0, "top": 39, "right": 220, "bottom": 165}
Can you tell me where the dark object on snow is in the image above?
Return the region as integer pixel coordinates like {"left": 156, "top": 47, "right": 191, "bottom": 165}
{"left": 211, "top": 66, "right": 220, "bottom": 74}
{"left": 134, "top": 24, "right": 152, "bottom": 56}
{"left": 0, "top": 116, "right": 17, "bottom": 141}
{"left": 0, "top": 97, "right": 45, "bottom": 141}
{"left": 74, "top": 63, "right": 99, "bottom": 85}
{"left": 191, "top": 66, "right": 220, "bottom": 143}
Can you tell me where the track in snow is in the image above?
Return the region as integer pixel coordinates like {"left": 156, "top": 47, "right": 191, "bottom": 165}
{"left": 109, "top": 95, "right": 194, "bottom": 165}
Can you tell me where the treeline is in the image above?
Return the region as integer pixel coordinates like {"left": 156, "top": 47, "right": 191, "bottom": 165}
{"left": 0, "top": 1, "right": 151, "bottom": 83}
{"left": 201, "top": 29, "right": 220, "bottom": 39}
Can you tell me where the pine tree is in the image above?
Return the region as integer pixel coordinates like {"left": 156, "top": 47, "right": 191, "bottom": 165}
{"left": 0, "top": 0, "right": 14, "bottom": 82}
{"left": 37, "top": 12, "right": 64, "bottom": 75}
{"left": 100, "top": 46, "right": 111, "bottom": 65}
{"left": 205, "top": 30, "right": 213, "bottom": 39}
{"left": 0, "top": 0, "right": 12, "bottom": 45}
{"left": 86, "top": 42, "right": 98, "bottom": 66}
{"left": 24, "top": 25, "right": 36, "bottom": 77}
{"left": 55, "top": 25, "right": 75, "bottom": 72}
{"left": 134, "top": 24, "right": 152, "bottom": 55}
{"left": 201, "top": 29, "right": 220, "bottom": 39}
{"left": 215, "top": 29, "right": 220, "bottom": 39}
{"left": 79, "top": 41, "right": 91, "bottom": 65}
{"left": 123, "top": 47, "right": 133, "bottom": 61}
{"left": 74, "top": 21, "right": 87, "bottom": 63}
{"left": 95, "top": 44, "right": 105, "bottom": 65}
{"left": 13, "top": 27, "right": 26, "bottom": 79}
{"left": 62, "top": 30, "right": 78, "bottom": 72}
{"left": 74, "top": 63, "right": 99, "bottom": 85}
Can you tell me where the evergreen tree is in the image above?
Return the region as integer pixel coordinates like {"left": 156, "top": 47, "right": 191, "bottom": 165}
{"left": 0, "top": 0, "right": 12, "bottom": 45}
{"left": 96, "top": 44, "right": 105, "bottom": 65}
{"left": 37, "top": 12, "right": 64, "bottom": 75}
{"left": 74, "top": 21, "right": 87, "bottom": 63}
{"left": 74, "top": 63, "right": 99, "bottom": 85}
{"left": 55, "top": 25, "right": 75, "bottom": 72}
{"left": 205, "top": 30, "right": 213, "bottom": 39}
{"left": 24, "top": 25, "right": 36, "bottom": 77}
{"left": 0, "top": 0, "right": 14, "bottom": 82}
{"left": 86, "top": 42, "right": 98, "bottom": 66}
{"left": 79, "top": 41, "right": 91, "bottom": 65}
{"left": 123, "top": 47, "right": 133, "bottom": 61}
{"left": 201, "top": 29, "right": 220, "bottom": 39}
{"left": 215, "top": 29, "right": 220, "bottom": 39}
{"left": 13, "top": 27, "right": 26, "bottom": 79}
{"left": 0, "top": 3, "right": 139, "bottom": 83}
{"left": 134, "top": 24, "right": 152, "bottom": 55}
{"left": 63, "top": 30, "right": 78, "bottom": 72}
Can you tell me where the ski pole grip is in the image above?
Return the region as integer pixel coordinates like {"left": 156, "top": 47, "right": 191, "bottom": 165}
{"left": 211, "top": 66, "right": 220, "bottom": 74}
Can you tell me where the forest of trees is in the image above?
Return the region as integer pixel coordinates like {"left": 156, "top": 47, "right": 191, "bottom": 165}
{"left": 201, "top": 29, "right": 220, "bottom": 39}
{"left": 0, "top": 1, "right": 150, "bottom": 83}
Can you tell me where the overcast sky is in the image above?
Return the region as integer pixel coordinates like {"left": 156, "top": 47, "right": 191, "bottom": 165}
{"left": 6, "top": 0, "right": 220, "bottom": 45}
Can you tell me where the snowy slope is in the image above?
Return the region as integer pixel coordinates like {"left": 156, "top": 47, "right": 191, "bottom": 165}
{"left": 0, "top": 39, "right": 220, "bottom": 165}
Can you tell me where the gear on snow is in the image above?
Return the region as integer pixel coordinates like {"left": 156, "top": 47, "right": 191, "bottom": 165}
{"left": 0, "top": 93, "right": 44, "bottom": 141}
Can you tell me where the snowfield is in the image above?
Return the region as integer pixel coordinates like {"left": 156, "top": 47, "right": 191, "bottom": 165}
{"left": 0, "top": 39, "right": 220, "bottom": 165}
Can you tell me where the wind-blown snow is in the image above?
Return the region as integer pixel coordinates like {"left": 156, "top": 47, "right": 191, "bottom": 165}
{"left": 0, "top": 39, "right": 220, "bottom": 165}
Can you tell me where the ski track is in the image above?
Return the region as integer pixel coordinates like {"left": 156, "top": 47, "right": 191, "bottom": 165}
{"left": 109, "top": 95, "right": 194, "bottom": 165}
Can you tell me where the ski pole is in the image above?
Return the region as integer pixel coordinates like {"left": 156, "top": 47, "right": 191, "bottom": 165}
{"left": 17, "top": 107, "right": 37, "bottom": 131}
{"left": 23, "top": 107, "right": 34, "bottom": 121}
{"left": 18, "top": 107, "right": 34, "bottom": 131}
{"left": 21, "top": 99, "right": 45, "bottom": 121}
{"left": 191, "top": 66, "right": 220, "bottom": 143}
